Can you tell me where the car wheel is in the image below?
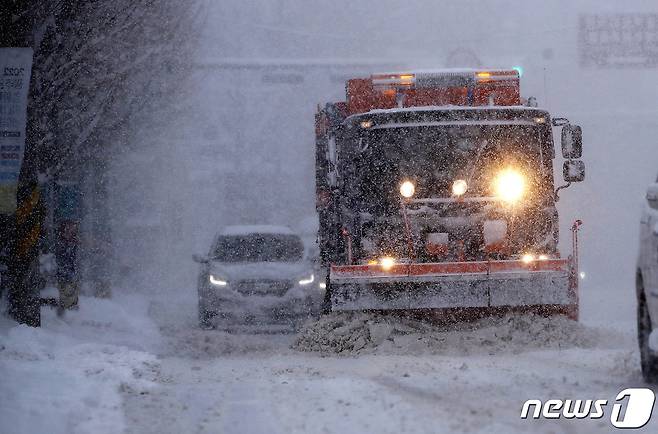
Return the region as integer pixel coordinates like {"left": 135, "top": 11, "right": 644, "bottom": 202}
{"left": 638, "top": 288, "right": 658, "bottom": 383}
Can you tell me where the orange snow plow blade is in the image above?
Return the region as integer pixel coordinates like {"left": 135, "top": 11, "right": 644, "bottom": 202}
{"left": 329, "top": 259, "right": 578, "bottom": 319}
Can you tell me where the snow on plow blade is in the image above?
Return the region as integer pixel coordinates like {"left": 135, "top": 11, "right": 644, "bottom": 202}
{"left": 329, "top": 259, "right": 577, "bottom": 313}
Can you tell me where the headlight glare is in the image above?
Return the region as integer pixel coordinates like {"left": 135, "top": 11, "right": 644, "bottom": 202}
{"left": 521, "top": 253, "right": 535, "bottom": 264}
{"left": 493, "top": 168, "right": 526, "bottom": 204}
{"left": 452, "top": 179, "right": 468, "bottom": 196}
{"left": 209, "top": 274, "right": 227, "bottom": 286}
{"left": 379, "top": 256, "right": 396, "bottom": 270}
{"left": 399, "top": 181, "right": 415, "bottom": 198}
{"left": 298, "top": 273, "right": 315, "bottom": 285}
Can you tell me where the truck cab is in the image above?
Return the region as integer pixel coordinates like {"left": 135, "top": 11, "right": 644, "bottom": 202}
{"left": 315, "top": 69, "right": 584, "bottom": 318}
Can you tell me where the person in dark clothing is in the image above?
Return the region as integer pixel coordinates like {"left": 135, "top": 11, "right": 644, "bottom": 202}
{"left": 55, "top": 219, "right": 79, "bottom": 313}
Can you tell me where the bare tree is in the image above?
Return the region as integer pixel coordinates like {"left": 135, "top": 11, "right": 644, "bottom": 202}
{"left": 2, "top": 0, "right": 206, "bottom": 325}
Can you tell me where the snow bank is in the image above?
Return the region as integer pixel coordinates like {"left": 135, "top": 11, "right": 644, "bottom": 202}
{"left": 0, "top": 295, "right": 161, "bottom": 434}
{"left": 37, "top": 294, "right": 164, "bottom": 353}
{"left": 293, "top": 313, "right": 608, "bottom": 356}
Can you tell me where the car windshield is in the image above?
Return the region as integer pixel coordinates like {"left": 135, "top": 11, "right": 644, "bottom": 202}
{"left": 352, "top": 123, "right": 543, "bottom": 207}
{"left": 212, "top": 233, "right": 304, "bottom": 263}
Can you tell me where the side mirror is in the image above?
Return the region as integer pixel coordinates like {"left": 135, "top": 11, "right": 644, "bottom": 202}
{"left": 561, "top": 125, "right": 582, "bottom": 159}
{"left": 192, "top": 254, "right": 209, "bottom": 263}
{"left": 563, "top": 160, "right": 585, "bottom": 183}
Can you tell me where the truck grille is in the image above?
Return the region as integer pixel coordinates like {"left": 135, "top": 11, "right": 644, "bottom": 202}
{"left": 234, "top": 279, "right": 292, "bottom": 297}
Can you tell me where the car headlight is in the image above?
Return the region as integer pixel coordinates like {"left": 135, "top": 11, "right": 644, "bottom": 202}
{"left": 399, "top": 180, "right": 415, "bottom": 198}
{"left": 298, "top": 273, "right": 315, "bottom": 285}
{"left": 493, "top": 168, "right": 526, "bottom": 204}
{"left": 209, "top": 274, "right": 227, "bottom": 286}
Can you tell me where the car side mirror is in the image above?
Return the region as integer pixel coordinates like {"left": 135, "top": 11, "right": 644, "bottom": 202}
{"left": 561, "top": 125, "right": 582, "bottom": 159}
{"left": 192, "top": 254, "right": 209, "bottom": 263}
{"left": 563, "top": 160, "right": 585, "bottom": 183}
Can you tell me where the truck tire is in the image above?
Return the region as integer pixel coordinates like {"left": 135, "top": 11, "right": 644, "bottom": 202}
{"left": 638, "top": 290, "right": 658, "bottom": 383}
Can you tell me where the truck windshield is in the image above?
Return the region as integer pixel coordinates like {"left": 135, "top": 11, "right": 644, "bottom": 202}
{"left": 352, "top": 123, "right": 544, "bottom": 206}
{"left": 212, "top": 234, "right": 304, "bottom": 263}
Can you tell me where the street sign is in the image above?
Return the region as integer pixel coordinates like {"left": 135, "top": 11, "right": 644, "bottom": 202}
{"left": 0, "top": 48, "right": 33, "bottom": 214}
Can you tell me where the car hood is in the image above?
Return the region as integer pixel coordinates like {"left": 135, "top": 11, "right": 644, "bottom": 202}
{"left": 208, "top": 261, "right": 312, "bottom": 281}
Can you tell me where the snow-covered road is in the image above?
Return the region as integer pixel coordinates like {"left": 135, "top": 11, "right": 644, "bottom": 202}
{"left": 120, "top": 296, "right": 656, "bottom": 434}
{"left": 123, "top": 344, "right": 651, "bottom": 434}
{"left": 2, "top": 292, "right": 657, "bottom": 434}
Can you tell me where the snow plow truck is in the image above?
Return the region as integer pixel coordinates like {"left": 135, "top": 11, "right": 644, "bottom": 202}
{"left": 315, "top": 69, "right": 585, "bottom": 320}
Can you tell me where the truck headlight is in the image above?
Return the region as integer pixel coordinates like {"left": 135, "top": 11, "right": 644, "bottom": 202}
{"left": 452, "top": 179, "right": 468, "bottom": 197}
{"left": 399, "top": 180, "right": 415, "bottom": 198}
{"left": 493, "top": 168, "right": 525, "bottom": 204}
{"left": 298, "top": 273, "right": 315, "bottom": 285}
{"left": 209, "top": 274, "right": 227, "bottom": 286}
{"left": 379, "top": 256, "right": 396, "bottom": 270}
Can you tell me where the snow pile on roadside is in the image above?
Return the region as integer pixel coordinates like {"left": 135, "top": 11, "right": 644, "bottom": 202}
{"left": 0, "top": 294, "right": 162, "bottom": 434}
{"left": 293, "top": 312, "right": 608, "bottom": 355}
{"left": 40, "top": 294, "right": 164, "bottom": 352}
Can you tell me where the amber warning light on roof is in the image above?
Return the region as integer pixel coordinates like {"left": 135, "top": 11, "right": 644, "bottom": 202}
{"left": 347, "top": 69, "right": 521, "bottom": 114}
